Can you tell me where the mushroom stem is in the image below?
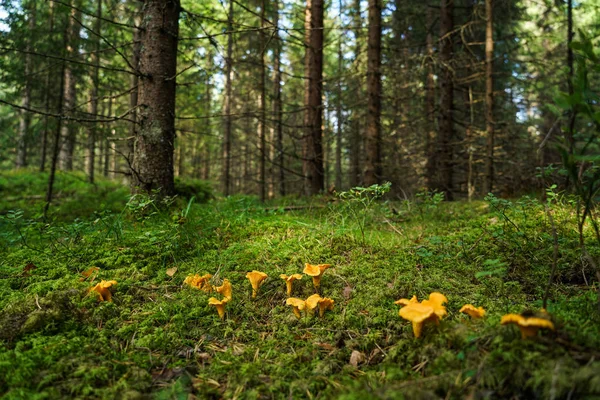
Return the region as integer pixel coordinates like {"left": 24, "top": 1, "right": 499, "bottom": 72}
{"left": 519, "top": 326, "right": 538, "bottom": 339}
{"left": 251, "top": 289, "right": 258, "bottom": 299}
{"left": 292, "top": 306, "right": 302, "bottom": 319}
{"left": 285, "top": 281, "right": 293, "bottom": 297}
{"left": 215, "top": 304, "right": 226, "bottom": 320}
{"left": 312, "top": 276, "right": 321, "bottom": 291}
{"left": 412, "top": 321, "right": 423, "bottom": 338}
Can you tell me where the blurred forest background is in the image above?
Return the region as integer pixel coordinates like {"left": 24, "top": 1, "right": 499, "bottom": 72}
{"left": 0, "top": 0, "right": 598, "bottom": 201}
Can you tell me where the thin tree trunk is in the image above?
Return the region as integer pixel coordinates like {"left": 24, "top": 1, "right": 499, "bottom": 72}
{"left": 425, "top": 5, "right": 436, "bottom": 190}
{"left": 59, "top": 5, "right": 79, "bottom": 171}
{"left": 273, "top": 0, "right": 285, "bottom": 197}
{"left": 483, "top": 0, "right": 494, "bottom": 194}
{"left": 349, "top": 0, "right": 362, "bottom": 188}
{"left": 566, "top": 0, "right": 575, "bottom": 157}
{"left": 258, "top": 0, "right": 267, "bottom": 202}
{"left": 303, "top": 0, "right": 325, "bottom": 195}
{"left": 86, "top": 0, "right": 101, "bottom": 183}
{"left": 437, "top": 0, "right": 455, "bottom": 200}
{"left": 203, "top": 48, "right": 212, "bottom": 181}
{"left": 335, "top": 0, "right": 343, "bottom": 190}
{"left": 364, "top": 0, "right": 382, "bottom": 187}
{"left": 104, "top": 94, "right": 112, "bottom": 177}
{"left": 16, "top": 2, "right": 35, "bottom": 168}
{"left": 222, "top": 0, "right": 234, "bottom": 196}
{"left": 131, "top": 0, "right": 180, "bottom": 196}
{"left": 40, "top": 2, "right": 55, "bottom": 172}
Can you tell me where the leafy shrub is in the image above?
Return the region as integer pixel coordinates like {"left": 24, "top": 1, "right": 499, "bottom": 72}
{"left": 174, "top": 178, "right": 213, "bottom": 203}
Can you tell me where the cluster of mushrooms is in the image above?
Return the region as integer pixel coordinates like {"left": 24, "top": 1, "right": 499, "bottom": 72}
{"left": 396, "top": 292, "right": 555, "bottom": 339}
{"left": 87, "top": 268, "right": 556, "bottom": 340}
{"left": 181, "top": 263, "right": 335, "bottom": 320}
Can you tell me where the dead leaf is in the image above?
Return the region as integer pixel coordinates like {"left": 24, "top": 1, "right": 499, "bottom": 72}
{"left": 22, "top": 263, "right": 37, "bottom": 277}
{"left": 80, "top": 267, "right": 99, "bottom": 281}
{"left": 316, "top": 342, "right": 335, "bottom": 351}
{"left": 349, "top": 350, "right": 366, "bottom": 367}
{"left": 166, "top": 267, "right": 177, "bottom": 277}
{"left": 343, "top": 285, "right": 353, "bottom": 300}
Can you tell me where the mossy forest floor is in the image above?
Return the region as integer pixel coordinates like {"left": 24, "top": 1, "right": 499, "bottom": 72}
{"left": 1, "top": 171, "right": 600, "bottom": 399}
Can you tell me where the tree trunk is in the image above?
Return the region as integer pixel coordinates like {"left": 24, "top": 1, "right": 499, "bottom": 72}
{"left": 364, "top": 0, "right": 382, "bottom": 187}
{"left": 85, "top": 0, "right": 101, "bottom": 183}
{"left": 273, "top": 0, "right": 285, "bottom": 197}
{"left": 335, "top": 0, "right": 343, "bottom": 190}
{"left": 483, "top": 0, "right": 494, "bottom": 195}
{"left": 103, "top": 94, "right": 111, "bottom": 177}
{"left": 566, "top": 0, "right": 575, "bottom": 157}
{"left": 131, "top": 0, "right": 180, "bottom": 196}
{"left": 222, "top": 0, "right": 234, "bottom": 196}
{"left": 40, "top": 1, "right": 55, "bottom": 172}
{"left": 303, "top": 0, "right": 325, "bottom": 195}
{"left": 16, "top": 2, "right": 35, "bottom": 169}
{"left": 425, "top": 5, "right": 436, "bottom": 190}
{"left": 128, "top": 11, "right": 142, "bottom": 168}
{"left": 258, "top": 0, "right": 267, "bottom": 202}
{"left": 59, "top": 6, "right": 80, "bottom": 171}
{"left": 437, "top": 0, "right": 455, "bottom": 200}
{"left": 349, "top": 0, "right": 362, "bottom": 188}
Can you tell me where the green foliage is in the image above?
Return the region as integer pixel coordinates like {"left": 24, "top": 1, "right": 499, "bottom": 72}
{"left": 0, "top": 172, "right": 599, "bottom": 398}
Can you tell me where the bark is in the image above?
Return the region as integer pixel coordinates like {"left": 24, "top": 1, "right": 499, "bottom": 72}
{"left": 131, "top": 0, "right": 180, "bottom": 196}
{"left": 16, "top": 2, "right": 35, "bottom": 168}
{"left": 483, "top": 0, "right": 494, "bottom": 195}
{"left": 85, "top": 0, "right": 101, "bottom": 183}
{"left": 59, "top": 6, "right": 80, "bottom": 171}
{"left": 302, "top": 0, "right": 325, "bottom": 195}
{"left": 437, "top": 0, "right": 455, "bottom": 200}
{"left": 128, "top": 11, "right": 142, "bottom": 167}
{"left": 349, "top": 0, "right": 362, "bottom": 188}
{"left": 363, "top": 0, "right": 382, "bottom": 187}
{"left": 103, "top": 94, "right": 112, "bottom": 177}
{"left": 273, "top": 0, "right": 285, "bottom": 196}
{"left": 258, "top": 0, "right": 267, "bottom": 202}
{"left": 203, "top": 49, "right": 212, "bottom": 181}
{"left": 566, "top": 0, "right": 575, "bottom": 157}
{"left": 335, "top": 1, "right": 343, "bottom": 191}
{"left": 425, "top": 5, "right": 436, "bottom": 189}
{"left": 222, "top": 0, "right": 234, "bottom": 196}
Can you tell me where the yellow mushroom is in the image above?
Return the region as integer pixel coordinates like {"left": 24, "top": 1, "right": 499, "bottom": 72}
{"left": 184, "top": 273, "right": 213, "bottom": 292}
{"left": 305, "top": 294, "right": 322, "bottom": 313}
{"left": 246, "top": 270, "right": 268, "bottom": 298}
{"left": 303, "top": 263, "right": 332, "bottom": 290}
{"left": 280, "top": 274, "right": 303, "bottom": 297}
{"left": 399, "top": 303, "right": 435, "bottom": 338}
{"left": 89, "top": 280, "right": 118, "bottom": 302}
{"left": 459, "top": 304, "right": 486, "bottom": 319}
{"left": 317, "top": 297, "right": 335, "bottom": 318}
{"left": 421, "top": 292, "right": 448, "bottom": 322}
{"left": 286, "top": 297, "right": 306, "bottom": 319}
{"left": 215, "top": 278, "right": 232, "bottom": 300}
{"left": 501, "top": 313, "right": 555, "bottom": 338}
{"left": 208, "top": 297, "right": 229, "bottom": 319}
{"left": 394, "top": 295, "right": 418, "bottom": 307}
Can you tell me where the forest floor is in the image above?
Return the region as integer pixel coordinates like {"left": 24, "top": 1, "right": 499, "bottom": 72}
{"left": 1, "top": 171, "right": 600, "bottom": 399}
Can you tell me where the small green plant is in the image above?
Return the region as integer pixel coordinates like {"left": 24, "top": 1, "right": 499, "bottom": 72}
{"left": 414, "top": 189, "right": 445, "bottom": 220}
{"left": 333, "top": 182, "right": 391, "bottom": 243}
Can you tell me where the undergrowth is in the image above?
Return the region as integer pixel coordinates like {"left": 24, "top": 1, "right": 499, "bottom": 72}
{"left": 0, "top": 172, "right": 599, "bottom": 399}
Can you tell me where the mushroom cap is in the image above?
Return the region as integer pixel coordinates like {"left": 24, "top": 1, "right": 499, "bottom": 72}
{"left": 98, "top": 280, "right": 117, "bottom": 288}
{"left": 208, "top": 297, "right": 229, "bottom": 306}
{"left": 215, "top": 279, "right": 232, "bottom": 300}
{"left": 246, "top": 270, "right": 268, "bottom": 288}
{"left": 305, "top": 294, "right": 322, "bottom": 310}
{"left": 428, "top": 292, "right": 448, "bottom": 307}
{"left": 500, "top": 313, "right": 525, "bottom": 326}
{"left": 280, "top": 273, "right": 303, "bottom": 282}
{"left": 286, "top": 297, "right": 306, "bottom": 310}
{"left": 519, "top": 317, "right": 555, "bottom": 330}
{"left": 421, "top": 292, "right": 448, "bottom": 319}
{"left": 395, "top": 295, "right": 418, "bottom": 306}
{"left": 399, "top": 303, "right": 435, "bottom": 323}
{"left": 459, "top": 304, "right": 485, "bottom": 317}
{"left": 318, "top": 297, "right": 335, "bottom": 311}
{"left": 184, "top": 274, "right": 212, "bottom": 290}
{"left": 303, "top": 263, "right": 331, "bottom": 277}
{"left": 459, "top": 304, "right": 486, "bottom": 318}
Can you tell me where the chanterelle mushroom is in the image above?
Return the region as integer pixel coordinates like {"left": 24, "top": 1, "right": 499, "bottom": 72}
{"left": 399, "top": 303, "right": 435, "bottom": 338}
{"left": 317, "top": 297, "right": 335, "bottom": 318}
{"left": 184, "top": 273, "right": 213, "bottom": 292}
{"left": 303, "top": 263, "right": 332, "bottom": 291}
{"left": 246, "top": 270, "right": 268, "bottom": 298}
{"left": 89, "top": 280, "right": 118, "bottom": 302}
{"left": 395, "top": 295, "right": 418, "bottom": 307}
{"left": 459, "top": 304, "right": 486, "bottom": 319}
{"left": 286, "top": 297, "right": 306, "bottom": 319}
{"left": 280, "top": 274, "right": 303, "bottom": 297}
{"left": 305, "top": 294, "right": 322, "bottom": 313}
{"left": 421, "top": 292, "right": 448, "bottom": 322}
{"left": 208, "top": 297, "right": 229, "bottom": 320}
{"left": 501, "top": 313, "right": 555, "bottom": 338}
{"left": 215, "top": 278, "right": 232, "bottom": 300}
